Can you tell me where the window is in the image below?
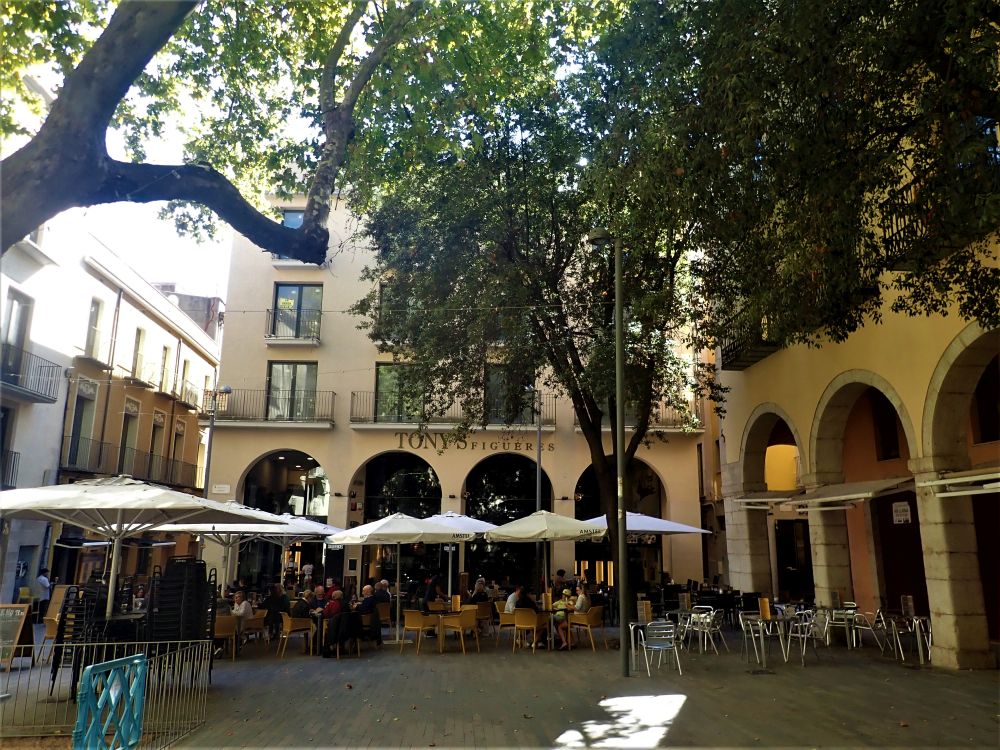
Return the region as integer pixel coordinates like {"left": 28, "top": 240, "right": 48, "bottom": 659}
{"left": 267, "top": 362, "right": 318, "bottom": 420}
{"left": 272, "top": 284, "right": 322, "bottom": 338}
{"left": 150, "top": 413, "right": 166, "bottom": 481}
{"left": 869, "top": 389, "right": 901, "bottom": 461}
{"left": 132, "top": 329, "right": 145, "bottom": 378}
{"left": 375, "top": 364, "right": 421, "bottom": 423}
{"left": 85, "top": 298, "right": 103, "bottom": 358}
{"left": 485, "top": 365, "right": 533, "bottom": 425}
{"left": 282, "top": 209, "right": 304, "bottom": 229}
{"left": 159, "top": 346, "right": 172, "bottom": 392}
{"left": 119, "top": 402, "right": 140, "bottom": 474}
{"left": 2, "top": 290, "right": 32, "bottom": 385}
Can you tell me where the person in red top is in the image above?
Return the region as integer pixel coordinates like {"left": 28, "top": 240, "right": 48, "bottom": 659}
{"left": 322, "top": 590, "right": 345, "bottom": 618}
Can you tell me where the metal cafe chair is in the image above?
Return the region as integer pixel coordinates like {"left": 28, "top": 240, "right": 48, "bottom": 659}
{"left": 852, "top": 609, "right": 887, "bottom": 652}
{"left": 638, "top": 621, "right": 682, "bottom": 676}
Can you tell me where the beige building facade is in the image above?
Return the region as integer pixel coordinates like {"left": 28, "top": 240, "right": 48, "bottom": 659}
{"left": 206, "top": 206, "right": 712, "bottom": 593}
{"left": 718, "top": 287, "right": 999, "bottom": 669}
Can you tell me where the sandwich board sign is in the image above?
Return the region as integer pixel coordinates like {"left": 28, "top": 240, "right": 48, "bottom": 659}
{"left": 0, "top": 604, "right": 32, "bottom": 670}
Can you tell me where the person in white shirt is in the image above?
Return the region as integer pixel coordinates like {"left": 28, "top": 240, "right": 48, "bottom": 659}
{"left": 36, "top": 568, "right": 51, "bottom": 618}
{"left": 505, "top": 584, "right": 524, "bottom": 614}
{"left": 301, "top": 562, "right": 314, "bottom": 585}
{"left": 231, "top": 590, "right": 253, "bottom": 636}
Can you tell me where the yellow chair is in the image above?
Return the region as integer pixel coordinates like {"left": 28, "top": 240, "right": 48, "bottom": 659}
{"left": 376, "top": 601, "right": 391, "bottom": 629}
{"left": 40, "top": 615, "right": 59, "bottom": 663}
{"left": 569, "top": 605, "right": 607, "bottom": 651}
{"left": 495, "top": 601, "right": 515, "bottom": 647}
{"left": 243, "top": 610, "right": 267, "bottom": 647}
{"left": 440, "top": 606, "right": 480, "bottom": 654}
{"left": 475, "top": 602, "right": 494, "bottom": 636}
{"left": 427, "top": 601, "right": 448, "bottom": 613}
{"left": 278, "top": 612, "right": 315, "bottom": 658}
{"left": 400, "top": 610, "right": 439, "bottom": 655}
{"left": 214, "top": 615, "right": 239, "bottom": 661}
{"left": 513, "top": 608, "right": 547, "bottom": 653}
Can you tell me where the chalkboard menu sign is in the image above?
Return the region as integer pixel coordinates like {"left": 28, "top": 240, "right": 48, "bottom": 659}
{"left": 0, "top": 604, "right": 32, "bottom": 671}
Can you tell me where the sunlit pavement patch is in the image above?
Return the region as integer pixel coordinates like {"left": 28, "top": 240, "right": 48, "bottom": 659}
{"left": 554, "top": 694, "right": 686, "bottom": 748}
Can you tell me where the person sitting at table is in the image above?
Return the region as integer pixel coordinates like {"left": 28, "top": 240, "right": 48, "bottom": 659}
{"left": 422, "top": 573, "right": 447, "bottom": 612}
{"left": 574, "top": 583, "right": 592, "bottom": 614}
{"left": 260, "top": 583, "right": 289, "bottom": 637}
{"left": 216, "top": 593, "right": 232, "bottom": 616}
{"left": 552, "top": 569, "right": 567, "bottom": 592}
{"left": 373, "top": 580, "right": 391, "bottom": 605}
{"left": 505, "top": 584, "right": 524, "bottom": 613}
{"left": 232, "top": 590, "right": 252, "bottom": 641}
{"left": 469, "top": 579, "right": 489, "bottom": 604}
{"left": 553, "top": 588, "right": 573, "bottom": 649}
{"left": 291, "top": 590, "right": 315, "bottom": 618}
{"left": 313, "top": 584, "right": 327, "bottom": 608}
{"left": 514, "top": 587, "right": 548, "bottom": 648}
{"left": 322, "top": 589, "right": 346, "bottom": 619}
{"left": 355, "top": 585, "right": 384, "bottom": 645}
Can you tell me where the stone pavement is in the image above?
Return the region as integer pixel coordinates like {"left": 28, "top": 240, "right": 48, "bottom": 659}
{"left": 176, "top": 628, "right": 999, "bottom": 749}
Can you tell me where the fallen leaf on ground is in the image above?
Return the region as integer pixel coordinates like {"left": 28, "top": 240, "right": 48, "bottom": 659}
{"left": 899, "top": 721, "right": 909, "bottom": 728}
{"left": 523, "top": 714, "right": 533, "bottom": 719}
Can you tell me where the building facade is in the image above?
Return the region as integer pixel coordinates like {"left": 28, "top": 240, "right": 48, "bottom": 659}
{"left": 206, "top": 206, "right": 712, "bottom": 593}
{"left": 718, "top": 289, "right": 999, "bottom": 669}
{"left": 1, "top": 220, "right": 220, "bottom": 597}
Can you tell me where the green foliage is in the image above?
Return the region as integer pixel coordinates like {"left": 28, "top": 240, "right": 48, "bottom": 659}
{"left": 674, "top": 0, "right": 1000, "bottom": 342}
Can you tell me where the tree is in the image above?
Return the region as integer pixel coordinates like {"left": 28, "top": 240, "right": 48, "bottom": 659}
{"left": 673, "top": 0, "right": 1000, "bottom": 343}
{"left": 349, "top": 75, "right": 713, "bottom": 554}
{"left": 0, "top": 0, "right": 472, "bottom": 260}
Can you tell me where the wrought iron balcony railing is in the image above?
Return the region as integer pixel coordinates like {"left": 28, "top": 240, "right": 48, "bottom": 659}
{"left": 718, "top": 308, "right": 781, "bottom": 371}
{"left": 572, "top": 398, "right": 703, "bottom": 430}
{"left": 0, "top": 343, "right": 61, "bottom": 402}
{"left": 60, "top": 436, "right": 198, "bottom": 489}
{"left": 265, "top": 308, "right": 322, "bottom": 341}
{"left": 349, "top": 391, "right": 557, "bottom": 426}
{"left": 1, "top": 449, "right": 19, "bottom": 489}
{"left": 208, "top": 388, "right": 336, "bottom": 423}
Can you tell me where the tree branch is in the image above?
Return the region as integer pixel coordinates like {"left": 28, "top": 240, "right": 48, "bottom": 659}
{"left": 99, "top": 159, "right": 328, "bottom": 264}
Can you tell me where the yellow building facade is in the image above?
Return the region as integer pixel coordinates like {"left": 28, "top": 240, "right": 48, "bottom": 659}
{"left": 719, "top": 288, "right": 999, "bottom": 668}
{"left": 206, "top": 206, "right": 712, "bottom": 593}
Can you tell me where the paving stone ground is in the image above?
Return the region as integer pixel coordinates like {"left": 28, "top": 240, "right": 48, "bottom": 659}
{"left": 175, "top": 627, "right": 999, "bottom": 749}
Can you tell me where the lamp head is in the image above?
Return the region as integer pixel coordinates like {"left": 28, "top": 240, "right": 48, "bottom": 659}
{"left": 584, "top": 227, "right": 612, "bottom": 247}
{"left": 218, "top": 385, "right": 233, "bottom": 394}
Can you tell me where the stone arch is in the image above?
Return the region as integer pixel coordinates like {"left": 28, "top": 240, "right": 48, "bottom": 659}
{"left": 345, "top": 448, "right": 447, "bottom": 499}
{"left": 809, "top": 369, "right": 917, "bottom": 482}
{"left": 233, "top": 446, "right": 327, "bottom": 511}
{"left": 740, "top": 403, "right": 805, "bottom": 491}
{"left": 923, "top": 323, "right": 1000, "bottom": 470}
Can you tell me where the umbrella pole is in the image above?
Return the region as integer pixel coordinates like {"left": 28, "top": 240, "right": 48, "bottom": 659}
{"left": 395, "top": 543, "right": 401, "bottom": 643}
{"left": 447, "top": 545, "right": 453, "bottom": 598}
{"left": 105, "top": 532, "right": 123, "bottom": 619}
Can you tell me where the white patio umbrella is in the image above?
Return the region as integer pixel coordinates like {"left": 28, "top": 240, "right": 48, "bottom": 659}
{"left": 425, "top": 512, "right": 497, "bottom": 597}
{"left": 0, "top": 476, "right": 282, "bottom": 617}
{"left": 485, "top": 510, "right": 606, "bottom": 593}
{"left": 158, "top": 514, "right": 342, "bottom": 587}
{"left": 326, "top": 513, "right": 475, "bottom": 643}
{"left": 583, "top": 511, "right": 709, "bottom": 536}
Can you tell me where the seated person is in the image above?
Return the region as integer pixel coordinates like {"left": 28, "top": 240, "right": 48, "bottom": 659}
{"left": 260, "top": 584, "right": 289, "bottom": 636}
{"left": 322, "top": 590, "right": 345, "bottom": 619}
{"left": 505, "top": 584, "right": 524, "bottom": 613}
{"left": 513, "top": 587, "right": 547, "bottom": 647}
{"left": 574, "top": 583, "right": 592, "bottom": 614}
{"left": 312, "top": 584, "right": 327, "bottom": 607}
{"left": 373, "top": 580, "right": 392, "bottom": 605}
{"left": 554, "top": 588, "right": 573, "bottom": 648}
{"left": 232, "top": 590, "right": 252, "bottom": 637}
{"left": 468, "top": 579, "right": 489, "bottom": 604}
{"left": 356, "top": 585, "right": 377, "bottom": 615}
{"left": 290, "top": 590, "right": 315, "bottom": 618}
{"left": 355, "top": 585, "right": 382, "bottom": 645}
{"left": 552, "top": 569, "right": 567, "bottom": 592}
{"left": 422, "top": 574, "right": 447, "bottom": 612}
{"left": 216, "top": 594, "right": 232, "bottom": 616}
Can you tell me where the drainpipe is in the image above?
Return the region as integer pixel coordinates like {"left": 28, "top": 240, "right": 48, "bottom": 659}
{"left": 96, "top": 289, "right": 123, "bottom": 473}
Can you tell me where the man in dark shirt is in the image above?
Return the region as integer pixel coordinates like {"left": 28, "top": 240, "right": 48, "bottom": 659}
{"left": 422, "top": 574, "right": 447, "bottom": 612}
{"left": 290, "top": 590, "right": 314, "bottom": 618}
{"left": 372, "top": 580, "right": 391, "bottom": 605}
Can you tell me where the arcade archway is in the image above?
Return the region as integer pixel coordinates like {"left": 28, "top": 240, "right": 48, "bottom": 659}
{"left": 463, "top": 453, "right": 552, "bottom": 588}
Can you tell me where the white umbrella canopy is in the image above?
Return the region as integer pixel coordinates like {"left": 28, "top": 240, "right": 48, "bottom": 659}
{"left": 485, "top": 510, "right": 606, "bottom": 542}
{"left": 425, "top": 512, "right": 497, "bottom": 597}
{"left": 583, "top": 511, "right": 709, "bottom": 536}
{"left": 0, "top": 476, "right": 282, "bottom": 616}
{"left": 327, "top": 513, "right": 476, "bottom": 643}
{"left": 158, "top": 514, "right": 343, "bottom": 585}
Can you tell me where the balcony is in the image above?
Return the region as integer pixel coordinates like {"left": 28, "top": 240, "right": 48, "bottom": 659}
{"left": 123, "top": 354, "right": 158, "bottom": 388}
{"left": 174, "top": 379, "right": 203, "bottom": 410}
{"left": 573, "top": 398, "right": 703, "bottom": 431}
{"left": 719, "top": 308, "right": 781, "bottom": 371}
{"left": 207, "top": 388, "right": 336, "bottom": 424}
{"left": 265, "top": 308, "right": 322, "bottom": 345}
{"left": 349, "top": 391, "right": 557, "bottom": 426}
{"left": 60, "top": 437, "right": 198, "bottom": 489}
{"left": 1, "top": 449, "right": 19, "bottom": 489}
{"left": 0, "top": 343, "right": 61, "bottom": 403}
{"left": 77, "top": 326, "right": 109, "bottom": 367}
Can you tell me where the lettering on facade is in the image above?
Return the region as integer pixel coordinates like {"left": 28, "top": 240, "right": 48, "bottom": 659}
{"left": 124, "top": 398, "right": 140, "bottom": 416}
{"left": 393, "top": 431, "right": 555, "bottom": 453}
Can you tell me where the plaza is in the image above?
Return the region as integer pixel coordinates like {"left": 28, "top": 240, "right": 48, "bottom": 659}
{"left": 176, "top": 633, "right": 998, "bottom": 749}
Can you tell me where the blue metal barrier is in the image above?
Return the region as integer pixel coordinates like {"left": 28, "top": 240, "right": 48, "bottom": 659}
{"left": 73, "top": 654, "right": 148, "bottom": 750}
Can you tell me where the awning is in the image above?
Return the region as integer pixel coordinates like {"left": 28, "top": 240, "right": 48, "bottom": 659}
{"left": 916, "top": 467, "right": 1000, "bottom": 498}
{"left": 728, "top": 490, "right": 803, "bottom": 510}
{"left": 793, "top": 477, "right": 914, "bottom": 511}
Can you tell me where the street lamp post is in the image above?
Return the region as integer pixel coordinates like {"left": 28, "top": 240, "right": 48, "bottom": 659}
{"left": 535, "top": 387, "right": 543, "bottom": 592}
{"left": 586, "top": 227, "right": 629, "bottom": 678}
{"left": 204, "top": 384, "right": 231, "bottom": 574}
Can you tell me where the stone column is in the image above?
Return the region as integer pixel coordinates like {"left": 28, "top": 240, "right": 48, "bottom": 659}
{"left": 913, "top": 471, "right": 993, "bottom": 669}
{"left": 808, "top": 508, "right": 854, "bottom": 608}
{"left": 723, "top": 499, "right": 772, "bottom": 595}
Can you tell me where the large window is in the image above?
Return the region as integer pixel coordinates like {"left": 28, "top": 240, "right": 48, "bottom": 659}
{"left": 272, "top": 284, "right": 322, "bottom": 338}
{"left": 2, "top": 290, "right": 32, "bottom": 385}
{"left": 267, "top": 362, "right": 318, "bottom": 421}
{"left": 375, "top": 364, "right": 421, "bottom": 423}
{"left": 485, "top": 365, "right": 533, "bottom": 425}
{"left": 85, "top": 298, "right": 103, "bottom": 358}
